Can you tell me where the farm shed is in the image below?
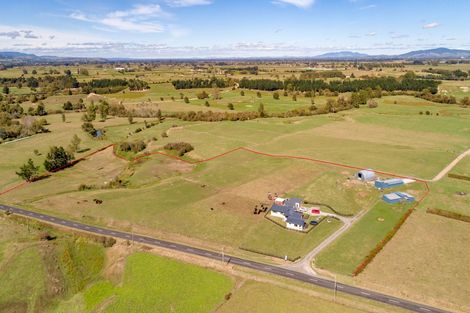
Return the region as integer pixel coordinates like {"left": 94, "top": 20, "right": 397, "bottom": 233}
{"left": 375, "top": 178, "right": 404, "bottom": 189}
{"left": 356, "top": 169, "right": 377, "bottom": 181}
{"left": 383, "top": 192, "right": 415, "bottom": 204}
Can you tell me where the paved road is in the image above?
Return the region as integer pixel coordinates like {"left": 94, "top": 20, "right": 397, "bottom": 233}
{"left": 0, "top": 204, "right": 450, "bottom": 313}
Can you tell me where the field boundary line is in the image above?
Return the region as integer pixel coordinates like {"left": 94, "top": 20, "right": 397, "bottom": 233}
{"left": 1, "top": 143, "right": 427, "bottom": 196}
{"left": 0, "top": 142, "right": 437, "bottom": 281}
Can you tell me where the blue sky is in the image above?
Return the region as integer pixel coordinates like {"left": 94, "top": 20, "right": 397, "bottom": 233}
{"left": 0, "top": 0, "right": 469, "bottom": 58}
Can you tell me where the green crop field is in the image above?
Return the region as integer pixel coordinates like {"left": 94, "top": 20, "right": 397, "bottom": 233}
{"left": 85, "top": 252, "right": 233, "bottom": 313}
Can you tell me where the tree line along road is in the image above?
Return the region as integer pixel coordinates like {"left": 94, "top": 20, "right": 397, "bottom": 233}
{"left": 0, "top": 204, "right": 451, "bottom": 313}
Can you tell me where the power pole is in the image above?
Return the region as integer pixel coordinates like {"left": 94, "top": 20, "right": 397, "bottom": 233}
{"left": 221, "top": 247, "right": 225, "bottom": 264}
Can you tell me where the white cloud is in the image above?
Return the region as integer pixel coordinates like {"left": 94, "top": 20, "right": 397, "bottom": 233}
{"left": 359, "top": 4, "right": 376, "bottom": 10}
{"left": 366, "top": 32, "right": 376, "bottom": 36}
{"left": 165, "top": 0, "right": 212, "bottom": 7}
{"left": 108, "top": 4, "right": 168, "bottom": 18}
{"left": 69, "top": 12, "right": 90, "bottom": 21}
{"left": 0, "top": 24, "right": 102, "bottom": 50}
{"left": 390, "top": 32, "right": 408, "bottom": 39}
{"left": 100, "top": 18, "right": 163, "bottom": 32}
{"left": 69, "top": 4, "right": 169, "bottom": 33}
{"left": 0, "top": 31, "right": 22, "bottom": 39}
{"left": 0, "top": 29, "right": 40, "bottom": 39}
{"left": 275, "top": 0, "right": 316, "bottom": 9}
{"left": 423, "top": 22, "right": 440, "bottom": 29}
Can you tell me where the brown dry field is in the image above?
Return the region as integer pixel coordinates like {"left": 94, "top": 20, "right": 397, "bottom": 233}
{"left": 356, "top": 211, "right": 470, "bottom": 313}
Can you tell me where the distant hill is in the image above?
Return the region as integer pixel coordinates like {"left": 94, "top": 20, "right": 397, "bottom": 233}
{"left": 1, "top": 47, "right": 470, "bottom": 63}
{"left": 313, "top": 48, "right": 470, "bottom": 60}
{"left": 0, "top": 51, "right": 40, "bottom": 59}
{"left": 398, "top": 48, "right": 470, "bottom": 59}
{"left": 314, "top": 51, "right": 372, "bottom": 60}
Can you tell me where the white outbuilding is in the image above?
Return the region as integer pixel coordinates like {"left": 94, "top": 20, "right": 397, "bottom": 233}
{"left": 356, "top": 169, "right": 377, "bottom": 181}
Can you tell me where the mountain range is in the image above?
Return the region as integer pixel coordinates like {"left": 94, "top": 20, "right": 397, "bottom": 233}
{"left": 314, "top": 48, "right": 470, "bottom": 60}
{"left": 1, "top": 48, "right": 470, "bottom": 62}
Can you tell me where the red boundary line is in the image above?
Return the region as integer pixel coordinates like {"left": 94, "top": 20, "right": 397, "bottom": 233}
{"left": 0, "top": 143, "right": 431, "bottom": 274}
{"left": 0, "top": 144, "right": 114, "bottom": 196}
{"left": 1, "top": 143, "right": 429, "bottom": 196}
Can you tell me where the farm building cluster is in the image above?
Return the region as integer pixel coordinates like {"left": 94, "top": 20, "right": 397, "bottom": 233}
{"left": 356, "top": 169, "right": 416, "bottom": 204}
{"left": 266, "top": 169, "right": 417, "bottom": 231}
{"left": 269, "top": 197, "right": 328, "bottom": 231}
{"left": 270, "top": 198, "right": 306, "bottom": 231}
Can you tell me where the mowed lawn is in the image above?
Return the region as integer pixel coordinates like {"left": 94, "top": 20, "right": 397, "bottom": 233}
{"left": 356, "top": 211, "right": 470, "bottom": 312}
{"left": 216, "top": 280, "right": 366, "bottom": 313}
{"left": 84, "top": 252, "right": 233, "bottom": 313}
{"left": 315, "top": 200, "right": 415, "bottom": 275}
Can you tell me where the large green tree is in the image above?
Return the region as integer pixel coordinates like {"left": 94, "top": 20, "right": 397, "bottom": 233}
{"left": 44, "top": 146, "right": 74, "bottom": 172}
{"left": 16, "top": 158, "right": 40, "bottom": 182}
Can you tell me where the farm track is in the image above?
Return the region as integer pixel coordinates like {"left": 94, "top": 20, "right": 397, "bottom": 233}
{"left": 427, "top": 148, "right": 470, "bottom": 182}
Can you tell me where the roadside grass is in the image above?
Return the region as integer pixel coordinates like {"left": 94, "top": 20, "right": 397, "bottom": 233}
{"left": 58, "top": 238, "right": 106, "bottom": 294}
{"left": 356, "top": 211, "right": 470, "bottom": 312}
{"left": 0, "top": 217, "right": 106, "bottom": 312}
{"left": 216, "top": 280, "right": 366, "bottom": 313}
{"left": 89, "top": 252, "right": 233, "bottom": 313}
{"left": 315, "top": 200, "right": 414, "bottom": 275}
